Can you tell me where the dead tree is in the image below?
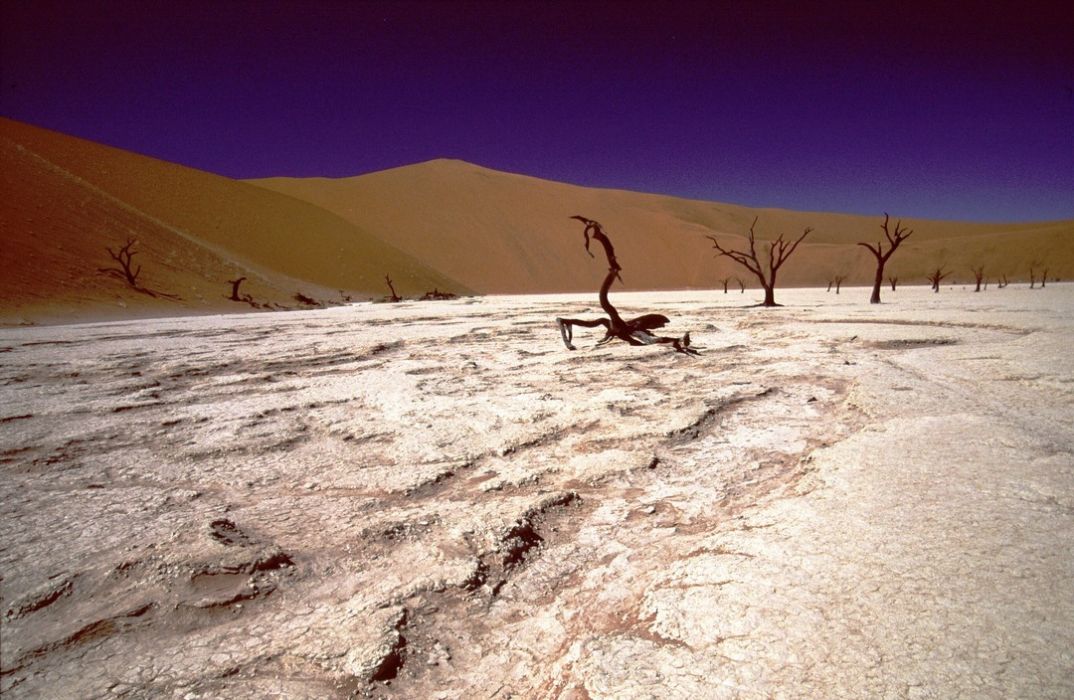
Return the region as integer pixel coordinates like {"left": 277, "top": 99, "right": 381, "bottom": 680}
{"left": 998, "top": 274, "right": 1008, "bottom": 289}
{"left": 227, "top": 277, "right": 247, "bottom": 301}
{"left": 971, "top": 266, "right": 985, "bottom": 292}
{"left": 384, "top": 274, "right": 402, "bottom": 302}
{"left": 556, "top": 216, "right": 697, "bottom": 355}
{"left": 100, "top": 238, "right": 142, "bottom": 288}
{"left": 888, "top": 275, "right": 898, "bottom": 291}
{"left": 706, "top": 218, "right": 812, "bottom": 307}
{"left": 420, "top": 288, "right": 457, "bottom": 300}
{"left": 833, "top": 275, "right": 846, "bottom": 294}
{"left": 826, "top": 280, "right": 833, "bottom": 292}
{"left": 926, "top": 266, "right": 949, "bottom": 292}
{"left": 737, "top": 277, "right": 745, "bottom": 293}
{"left": 1041, "top": 268, "right": 1049, "bottom": 289}
{"left": 719, "top": 277, "right": 732, "bottom": 293}
{"left": 1030, "top": 266, "right": 1037, "bottom": 289}
{"left": 858, "top": 213, "right": 912, "bottom": 304}
{"left": 99, "top": 238, "right": 179, "bottom": 300}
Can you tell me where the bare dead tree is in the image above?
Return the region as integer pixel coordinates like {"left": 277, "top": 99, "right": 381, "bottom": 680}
{"left": 998, "top": 274, "right": 1008, "bottom": 289}
{"left": 971, "top": 266, "right": 985, "bottom": 292}
{"left": 833, "top": 275, "right": 846, "bottom": 294}
{"left": 100, "top": 238, "right": 142, "bottom": 287}
{"left": 826, "top": 280, "right": 833, "bottom": 292}
{"left": 99, "top": 238, "right": 180, "bottom": 300}
{"left": 1041, "top": 267, "right": 1049, "bottom": 289}
{"left": 420, "top": 288, "right": 457, "bottom": 300}
{"left": 719, "top": 277, "right": 732, "bottom": 293}
{"left": 737, "top": 277, "right": 745, "bottom": 293}
{"left": 706, "top": 218, "right": 812, "bottom": 307}
{"left": 227, "top": 276, "right": 247, "bottom": 301}
{"left": 926, "top": 266, "right": 949, "bottom": 292}
{"left": 556, "top": 216, "right": 697, "bottom": 355}
{"left": 384, "top": 274, "right": 402, "bottom": 302}
{"left": 888, "top": 275, "right": 898, "bottom": 291}
{"left": 858, "top": 213, "right": 913, "bottom": 304}
{"left": 1030, "top": 265, "right": 1037, "bottom": 289}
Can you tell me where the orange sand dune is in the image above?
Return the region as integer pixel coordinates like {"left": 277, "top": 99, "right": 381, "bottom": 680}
{"left": 252, "top": 159, "right": 1074, "bottom": 293}
{"left": 1, "top": 118, "right": 465, "bottom": 324}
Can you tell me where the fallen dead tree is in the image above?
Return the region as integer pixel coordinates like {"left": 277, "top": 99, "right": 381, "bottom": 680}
{"left": 556, "top": 216, "right": 698, "bottom": 355}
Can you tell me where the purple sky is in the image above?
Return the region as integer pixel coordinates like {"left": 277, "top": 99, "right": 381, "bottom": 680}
{"left": 3, "top": 0, "right": 1072, "bottom": 222}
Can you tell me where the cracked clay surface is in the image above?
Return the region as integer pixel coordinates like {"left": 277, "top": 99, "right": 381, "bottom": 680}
{"left": 2, "top": 287, "right": 1072, "bottom": 698}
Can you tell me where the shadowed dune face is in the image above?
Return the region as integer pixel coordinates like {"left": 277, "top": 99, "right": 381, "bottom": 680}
{"left": 251, "top": 159, "right": 1074, "bottom": 294}
{"left": 0, "top": 118, "right": 467, "bottom": 324}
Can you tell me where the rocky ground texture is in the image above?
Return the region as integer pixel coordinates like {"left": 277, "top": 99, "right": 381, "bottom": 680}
{"left": 2, "top": 287, "right": 1072, "bottom": 699}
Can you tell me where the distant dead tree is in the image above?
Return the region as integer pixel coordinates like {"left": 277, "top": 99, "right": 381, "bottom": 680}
{"left": 926, "top": 266, "right": 949, "bottom": 292}
{"left": 1029, "top": 265, "right": 1038, "bottom": 289}
{"left": 1040, "top": 267, "right": 1049, "bottom": 289}
{"left": 420, "top": 288, "right": 457, "bottom": 300}
{"left": 737, "top": 277, "right": 745, "bottom": 293}
{"left": 826, "top": 280, "right": 832, "bottom": 292}
{"left": 556, "top": 216, "right": 698, "bottom": 354}
{"left": 832, "top": 275, "right": 847, "bottom": 294}
{"left": 384, "top": 274, "right": 402, "bottom": 302}
{"left": 719, "top": 277, "right": 732, "bottom": 293}
{"left": 227, "top": 276, "right": 247, "bottom": 301}
{"left": 858, "top": 213, "right": 913, "bottom": 304}
{"left": 99, "top": 237, "right": 180, "bottom": 300}
{"left": 706, "top": 218, "right": 812, "bottom": 307}
{"left": 998, "top": 274, "right": 1008, "bottom": 289}
{"left": 971, "top": 266, "right": 985, "bottom": 292}
{"left": 888, "top": 275, "right": 898, "bottom": 291}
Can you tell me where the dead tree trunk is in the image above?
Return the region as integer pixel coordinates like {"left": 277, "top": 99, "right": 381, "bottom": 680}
{"left": 706, "top": 218, "right": 812, "bottom": 307}
{"left": 998, "top": 274, "right": 1008, "bottom": 289}
{"left": 556, "top": 216, "right": 697, "bottom": 354}
{"left": 888, "top": 275, "right": 898, "bottom": 291}
{"left": 384, "top": 274, "right": 402, "bottom": 302}
{"left": 971, "top": 266, "right": 984, "bottom": 292}
{"left": 100, "top": 238, "right": 142, "bottom": 288}
{"left": 737, "top": 277, "right": 745, "bottom": 293}
{"left": 826, "top": 280, "right": 833, "bottom": 292}
{"left": 927, "top": 266, "right": 949, "bottom": 292}
{"left": 98, "top": 238, "right": 180, "bottom": 300}
{"left": 858, "top": 214, "right": 913, "bottom": 304}
{"left": 834, "top": 276, "right": 846, "bottom": 294}
{"left": 720, "top": 277, "right": 731, "bottom": 293}
{"left": 1041, "top": 268, "right": 1048, "bottom": 288}
{"left": 227, "top": 277, "right": 247, "bottom": 301}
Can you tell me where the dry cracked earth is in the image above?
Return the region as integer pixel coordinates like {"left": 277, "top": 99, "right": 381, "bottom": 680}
{"left": 1, "top": 287, "right": 1072, "bottom": 699}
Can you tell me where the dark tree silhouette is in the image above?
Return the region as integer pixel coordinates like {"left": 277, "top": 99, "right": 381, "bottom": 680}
{"left": 926, "top": 266, "right": 949, "bottom": 292}
{"left": 737, "top": 277, "right": 745, "bottom": 293}
{"left": 826, "top": 280, "right": 832, "bottom": 292}
{"left": 858, "top": 213, "right": 913, "bottom": 304}
{"left": 971, "top": 266, "right": 985, "bottom": 292}
{"left": 998, "top": 274, "right": 1008, "bottom": 289}
{"left": 421, "top": 288, "right": 457, "bottom": 300}
{"left": 99, "top": 238, "right": 180, "bottom": 300}
{"left": 384, "top": 274, "right": 402, "bottom": 302}
{"left": 227, "top": 276, "right": 247, "bottom": 301}
{"left": 888, "top": 275, "right": 898, "bottom": 291}
{"left": 1041, "top": 267, "right": 1049, "bottom": 289}
{"left": 556, "top": 216, "right": 697, "bottom": 355}
{"left": 705, "top": 218, "right": 812, "bottom": 307}
{"left": 719, "top": 277, "right": 732, "bottom": 293}
{"left": 833, "top": 275, "right": 846, "bottom": 294}
{"left": 1030, "top": 265, "right": 1038, "bottom": 289}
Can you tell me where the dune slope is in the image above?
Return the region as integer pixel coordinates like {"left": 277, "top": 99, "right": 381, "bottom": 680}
{"left": 0, "top": 118, "right": 465, "bottom": 324}
{"left": 252, "top": 160, "right": 1074, "bottom": 293}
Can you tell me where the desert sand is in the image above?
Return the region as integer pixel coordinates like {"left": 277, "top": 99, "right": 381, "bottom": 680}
{"left": 2, "top": 284, "right": 1072, "bottom": 699}
{"left": 4, "top": 117, "right": 1072, "bottom": 328}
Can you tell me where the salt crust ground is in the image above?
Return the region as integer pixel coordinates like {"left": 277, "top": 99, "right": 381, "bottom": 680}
{"left": 1, "top": 286, "right": 1072, "bottom": 699}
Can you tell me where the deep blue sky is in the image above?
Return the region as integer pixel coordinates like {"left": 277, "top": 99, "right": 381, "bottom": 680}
{"left": 2, "top": 0, "right": 1072, "bottom": 222}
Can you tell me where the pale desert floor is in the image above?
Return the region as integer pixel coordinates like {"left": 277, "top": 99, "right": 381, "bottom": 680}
{"left": 1, "top": 285, "right": 1072, "bottom": 699}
